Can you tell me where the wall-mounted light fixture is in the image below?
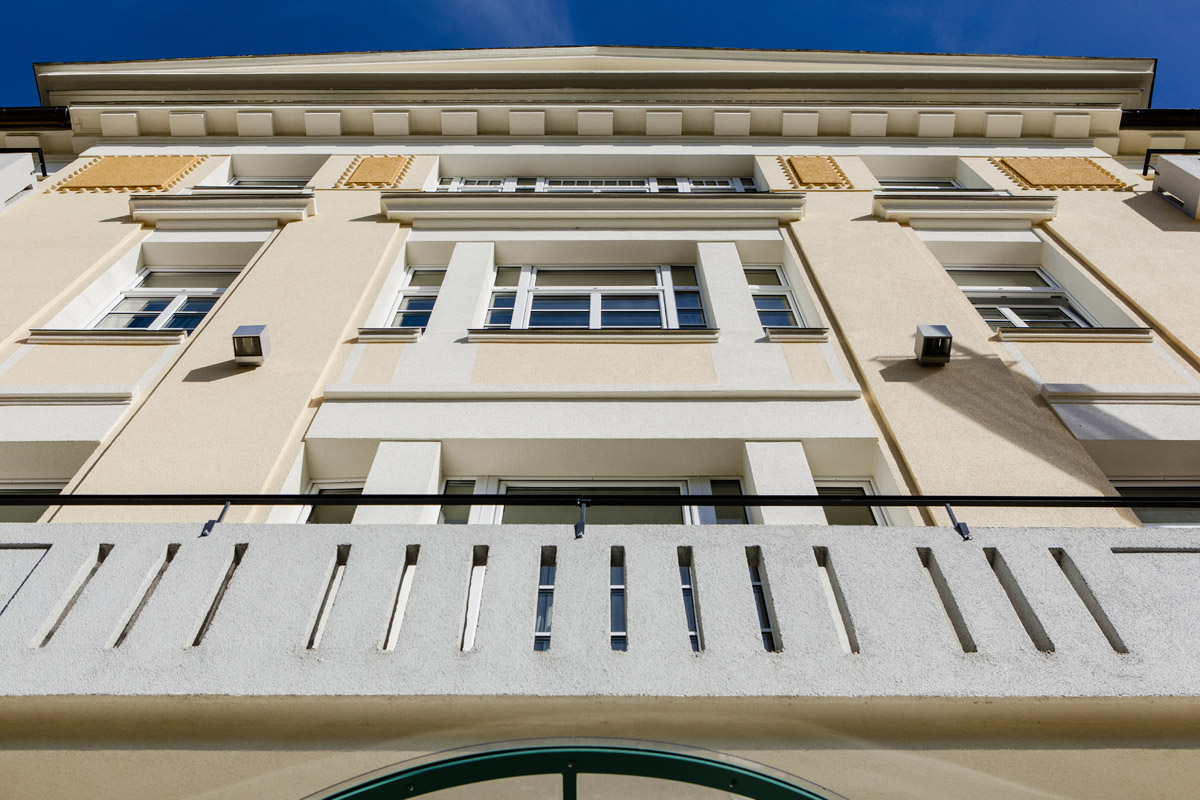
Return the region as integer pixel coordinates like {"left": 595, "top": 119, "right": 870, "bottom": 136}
{"left": 232, "top": 324, "right": 270, "bottom": 366}
{"left": 915, "top": 325, "right": 952, "bottom": 366}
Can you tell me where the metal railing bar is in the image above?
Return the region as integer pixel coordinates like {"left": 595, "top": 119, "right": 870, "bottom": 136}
{"left": 1142, "top": 148, "right": 1200, "bottom": 176}
{"left": 2, "top": 493, "right": 1198, "bottom": 509}
{"left": 0, "top": 147, "right": 48, "bottom": 177}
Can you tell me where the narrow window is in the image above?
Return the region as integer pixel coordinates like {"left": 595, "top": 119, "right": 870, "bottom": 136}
{"left": 389, "top": 268, "right": 445, "bottom": 330}
{"left": 461, "top": 545, "right": 488, "bottom": 652}
{"left": 534, "top": 546, "right": 556, "bottom": 651}
{"left": 706, "top": 479, "right": 748, "bottom": 524}
{"left": 678, "top": 547, "right": 703, "bottom": 651}
{"left": 610, "top": 546, "right": 627, "bottom": 651}
{"left": 815, "top": 484, "right": 881, "bottom": 526}
{"left": 744, "top": 266, "right": 803, "bottom": 330}
{"left": 439, "top": 479, "right": 476, "bottom": 524}
{"left": 306, "top": 486, "right": 363, "bottom": 524}
{"left": 746, "top": 546, "right": 780, "bottom": 652}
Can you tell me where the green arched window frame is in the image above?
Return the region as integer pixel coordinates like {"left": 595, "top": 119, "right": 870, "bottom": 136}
{"left": 319, "top": 744, "right": 843, "bottom": 800}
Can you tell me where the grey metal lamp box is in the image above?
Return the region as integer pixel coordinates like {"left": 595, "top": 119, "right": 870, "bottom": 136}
{"left": 915, "top": 325, "right": 952, "bottom": 366}
{"left": 232, "top": 324, "right": 270, "bottom": 366}
{"left": 1153, "top": 155, "right": 1200, "bottom": 220}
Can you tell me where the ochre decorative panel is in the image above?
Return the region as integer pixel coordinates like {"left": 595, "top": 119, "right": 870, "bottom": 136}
{"left": 992, "top": 157, "right": 1128, "bottom": 190}
{"left": 780, "top": 156, "right": 852, "bottom": 189}
{"left": 337, "top": 155, "right": 413, "bottom": 188}
{"left": 55, "top": 155, "right": 204, "bottom": 193}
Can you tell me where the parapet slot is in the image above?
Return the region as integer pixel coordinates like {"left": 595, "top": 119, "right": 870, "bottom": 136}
{"left": 192, "top": 543, "right": 247, "bottom": 647}
{"left": 37, "top": 543, "right": 112, "bottom": 648}
{"left": 461, "top": 545, "right": 488, "bottom": 652}
{"left": 112, "top": 543, "right": 180, "bottom": 648}
{"left": 814, "top": 546, "right": 859, "bottom": 654}
{"left": 985, "top": 547, "right": 1054, "bottom": 653}
{"left": 746, "top": 546, "right": 780, "bottom": 652}
{"left": 383, "top": 545, "right": 420, "bottom": 651}
{"left": 1050, "top": 548, "right": 1128, "bottom": 654}
{"left": 917, "top": 547, "right": 977, "bottom": 653}
{"left": 307, "top": 544, "right": 351, "bottom": 650}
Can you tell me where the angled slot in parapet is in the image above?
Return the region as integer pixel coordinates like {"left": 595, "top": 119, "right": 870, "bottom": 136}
{"left": 985, "top": 547, "right": 1054, "bottom": 653}
{"left": 192, "top": 543, "right": 247, "bottom": 647}
{"left": 917, "top": 547, "right": 977, "bottom": 653}
{"left": 746, "top": 546, "right": 781, "bottom": 652}
{"left": 112, "top": 543, "right": 180, "bottom": 648}
{"left": 38, "top": 544, "right": 112, "bottom": 647}
{"left": 307, "top": 544, "right": 351, "bottom": 650}
{"left": 383, "top": 545, "right": 420, "bottom": 651}
{"left": 814, "top": 546, "right": 859, "bottom": 654}
{"left": 461, "top": 545, "right": 488, "bottom": 652}
{"left": 1050, "top": 548, "right": 1128, "bottom": 654}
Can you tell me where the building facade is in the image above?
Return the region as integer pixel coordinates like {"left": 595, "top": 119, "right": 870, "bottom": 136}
{"left": 1, "top": 47, "right": 1199, "bottom": 799}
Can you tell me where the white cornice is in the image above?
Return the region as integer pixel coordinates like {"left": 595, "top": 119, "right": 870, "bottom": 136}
{"left": 129, "top": 192, "right": 316, "bottom": 227}
{"left": 873, "top": 194, "right": 1059, "bottom": 225}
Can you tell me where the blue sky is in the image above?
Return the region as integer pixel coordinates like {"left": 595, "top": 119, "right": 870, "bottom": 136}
{"left": 3, "top": 0, "right": 1197, "bottom": 108}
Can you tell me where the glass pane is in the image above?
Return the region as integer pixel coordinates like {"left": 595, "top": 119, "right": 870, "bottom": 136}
{"left": 752, "top": 585, "right": 771, "bottom": 628}
{"left": 753, "top": 296, "right": 790, "bottom": 310}
{"left": 529, "top": 296, "right": 590, "bottom": 328}
{"left": 677, "top": 310, "right": 707, "bottom": 328}
{"left": 610, "top": 590, "right": 626, "bottom": 631}
{"left": 757, "top": 310, "right": 798, "bottom": 328}
{"left": 113, "top": 297, "right": 172, "bottom": 313}
{"left": 1117, "top": 486, "right": 1200, "bottom": 526}
{"left": 816, "top": 486, "right": 877, "bottom": 526}
{"left": 671, "top": 266, "right": 699, "bottom": 286}
{"left": 948, "top": 269, "right": 1050, "bottom": 288}
{"left": 610, "top": 565, "right": 625, "bottom": 585}
{"left": 401, "top": 296, "right": 437, "bottom": 311}
{"left": 682, "top": 587, "right": 697, "bottom": 630}
{"left": 707, "top": 479, "right": 748, "bottom": 524}
{"left": 501, "top": 487, "right": 684, "bottom": 524}
{"left": 535, "top": 591, "right": 554, "bottom": 633}
{"left": 164, "top": 314, "right": 206, "bottom": 331}
{"left": 611, "top": 636, "right": 628, "bottom": 651}
{"left": 393, "top": 311, "right": 430, "bottom": 328}
{"left": 495, "top": 267, "right": 521, "bottom": 287}
{"left": 535, "top": 269, "right": 657, "bottom": 287}
{"left": 485, "top": 309, "right": 513, "bottom": 327}
{"left": 0, "top": 490, "right": 58, "bottom": 523}
{"left": 744, "top": 268, "right": 783, "bottom": 286}
{"left": 601, "top": 295, "right": 661, "bottom": 328}
{"left": 539, "top": 565, "right": 557, "bottom": 585}
{"left": 491, "top": 293, "right": 516, "bottom": 308}
{"left": 760, "top": 632, "right": 776, "bottom": 652}
{"left": 533, "top": 638, "right": 551, "bottom": 652}
{"left": 1015, "top": 307, "right": 1083, "bottom": 327}
{"left": 306, "top": 488, "right": 363, "bottom": 524}
{"left": 408, "top": 270, "right": 445, "bottom": 287}
{"left": 177, "top": 298, "right": 216, "bottom": 313}
{"left": 674, "top": 291, "right": 702, "bottom": 309}
{"left": 138, "top": 271, "right": 238, "bottom": 289}
{"left": 439, "top": 479, "right": 476, "bottom": 524}
{"left": 689, "top": 634, "right": 700, "bottom": 652}
{"left": 96, "top": 313, "right": 159, "bottom": 329}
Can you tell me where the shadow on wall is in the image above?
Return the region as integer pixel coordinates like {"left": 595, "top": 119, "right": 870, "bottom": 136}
{"left": 1121, "top": 191, "right": 1200, "bottom": 233}
{"left": 872, "top": 341, "right": 1148, "bottom": 496}
{"left": 183, "top": 360, "right": 256, "bottom": 383}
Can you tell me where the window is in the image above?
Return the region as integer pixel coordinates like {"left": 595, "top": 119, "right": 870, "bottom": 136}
{"left": 744, "top": 266, "right": 803, "bottom": 329}
{"left": 678, "top": 548, "right": 703, "bottom": 652}
{"left": 305, "top": 484, "right": 363, "bottom": 524}
{"left": 534, "top": 547, "right": 556, "bottom": 651}
{"left": 500, "top": 484, "right": 686, "bottom": 525}
{"left": 91, "top": 269, "right": 239, "bottom": 333}
{"left": 388, "top": 268, "right": 446, "bottom": 330}
{"left": 610, "top": 547, "right": 627, "bottom": 651}
{"left": 1115, "top": 484, "right": 1200, "bottom": 528}
{"left": 484, "top": 265, "right": 707, "bottom": 330}
{"left": 0, "top": 483, "right": 62, "bottom": 523}
{"left": 439, "top": 479, "right": 476, "bottom": 524}
{"left": 747, "top": 547, "right": 779, "bottom": 652}
{"left": 815, "top": 483, "right": 883, "bottom": 526}
{"left": 878, "top": 178, "right": 964, "bottom": 191}
{"left": 947, "top": 266, "right": 1094, "bottom": 331}
{"left": 437, "top": 176, "right": 758, "bottom": 194}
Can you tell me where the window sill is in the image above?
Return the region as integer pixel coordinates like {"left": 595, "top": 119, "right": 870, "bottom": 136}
{"left": 26, "top": 328, "right": 188, "bottom": 345}
{"left": 764, "top": 327, "right": 830, "bottom": 343}
{"left": 995, "top": 326, "right": 1153, "bottom": 343}
{"left": 357, "top": 327, "right": 422, "bottom": 343}
{"left": 466, "top": 328, "right": 720, "bottom": 343}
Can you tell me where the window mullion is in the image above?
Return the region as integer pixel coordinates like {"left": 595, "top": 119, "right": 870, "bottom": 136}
{"left": 660, "top": 265, "right": 678, "bottom": 329}
{"left": 149, "top": 294, "right": 188, "bottom": 330}
{"left": 590, "top": 290, "right": 602, "bottom": 329}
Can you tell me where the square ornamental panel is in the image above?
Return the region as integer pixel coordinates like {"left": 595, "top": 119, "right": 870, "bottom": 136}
{"left": 780, "top": 155, "right": 852, "bottom": 189}
{"left": 993, "top": 157, "right": 1129, "bottom": 190}
{"left": 336, "top": 155, "right": 413, "bottom": 188}
{"left": 55, "top": 155, "right": 205, "bottom": 193}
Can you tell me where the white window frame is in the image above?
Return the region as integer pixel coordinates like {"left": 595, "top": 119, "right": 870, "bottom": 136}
{"left": 437, "top": 176, "right": 758, "bottom": 193}
{"left": 878, "top": 178, "right": 965, "bottom": 191}
{"left": 449, "top": 477, "right": 748, "bottom": 525}
{"left": 814, "top": 479, "right": 887, "bottom": 526}
{"left": 385, "top": 267, "right": 446, "bottom": 331}
{"left": 1113, "top": 480, "right": 1200, "bottom": 528}
{"left": 87, "top": 267, "right": 238, "bottom": 333}
{"left": 299, "top": 479, "right": 365, "bottom": 524}
{"left": 744, "top": 264, "right": 805, "bottom": 329}
{"left": 482, "top": 265, "right": 707, "bottom": 330}
{"left": 946, "top": 265, "right": 1097, "bottom": 330}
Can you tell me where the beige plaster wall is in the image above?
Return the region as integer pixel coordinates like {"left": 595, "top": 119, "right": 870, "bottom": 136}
{"left": 55, "top": 191, "right": 403, "bottom": 521}
{"left": 350, "top": 343, "right": 406, "bottom": 383}
{"left": 1015, "top": 341, "right": 1193, "bottom": 386}
{"left": 780, "top": 343, "right": 836, "bottom": 383}
{"left": 0, "top": 192, "right": 142, "bottom": 347}
{"left": 0, "top": 343, "right": 173, "bottom": 387}
{"left": 0, "top": 696, "right": 1195, "bottom": 800}
{"left": 1045, "top": 189, "right": 1200, "bottom": 369}
{"left": 471, "top": 343, "right": 718, "bottom": 384}
{"left": 791, "top": 193, "right": 1132, "bottom": 527}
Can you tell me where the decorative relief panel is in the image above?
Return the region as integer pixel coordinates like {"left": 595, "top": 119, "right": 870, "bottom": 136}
{"left": 336, "top": 155, "right": 413, "bottom": 188}
{"left": 54, "top": 155, "right": 205, "bottom": 193}
{"left": 991, "top": 157, "right": 1129, "bottom": 191}
{"left": 779, "top": 155, "right": 852, "bottom": 189}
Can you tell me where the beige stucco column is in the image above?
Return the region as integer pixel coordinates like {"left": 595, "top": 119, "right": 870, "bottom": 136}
{"left": 352, "top": 440, "right": 442, "bottom": 524}
{"left": 741, "top": 440, "right": 826, "bottom": 524}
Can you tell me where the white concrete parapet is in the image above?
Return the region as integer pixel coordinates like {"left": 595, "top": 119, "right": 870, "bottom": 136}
{"left": 1153, "top": 155, "right": 1200, "bottom": 219}
{"left": 0, "top": 522, "right": 1195, "bottom": 698}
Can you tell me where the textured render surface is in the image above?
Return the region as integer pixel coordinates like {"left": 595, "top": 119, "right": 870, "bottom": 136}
{"left": 782, "top": 156, "right": 852, "bottom": 189}
{"left": 54, "top": 156, "right": 204, "bottom": 192}
{"left": 337, "top": 155, "right": 412, "bottom": 188}
{"left": 0, "top": 522, "right": 1192, "bottom": 698}
{"left": 993, "top": 157, "right": 1128, "bottom": 190}
{"left": 349, "top": 343, "right": 406, "bottom": 383}
{"left": 0, "top": 344, "right": 174, "bottom": 387}
{"left": 1015, "top": 341, "right": 1194, "bottom": 386}
{"left": 471, "top": 343, "right": 719, "bottom": 384}
{"left": 792, "top": 193, "right": 1133, "bottom": 528}
{"left": 54, "top": 192, "right": 403, "bottom": 522}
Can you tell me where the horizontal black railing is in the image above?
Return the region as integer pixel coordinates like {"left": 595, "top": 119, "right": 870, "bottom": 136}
{"left": 1142, "top": 148, "right": 1200, "bottom": 176}
{"left": 0, "top": 147, "right": 48, "bottom": 177}
{"left": 1, "top": 492, "right": 1197, "bottom": 509}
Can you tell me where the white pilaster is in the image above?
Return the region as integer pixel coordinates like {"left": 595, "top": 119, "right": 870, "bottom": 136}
{"left": 353, "top": 441, "right": 442, "bottom": 524}
{"left": 742, "top": 441, "right": 825, "bottom": 525}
